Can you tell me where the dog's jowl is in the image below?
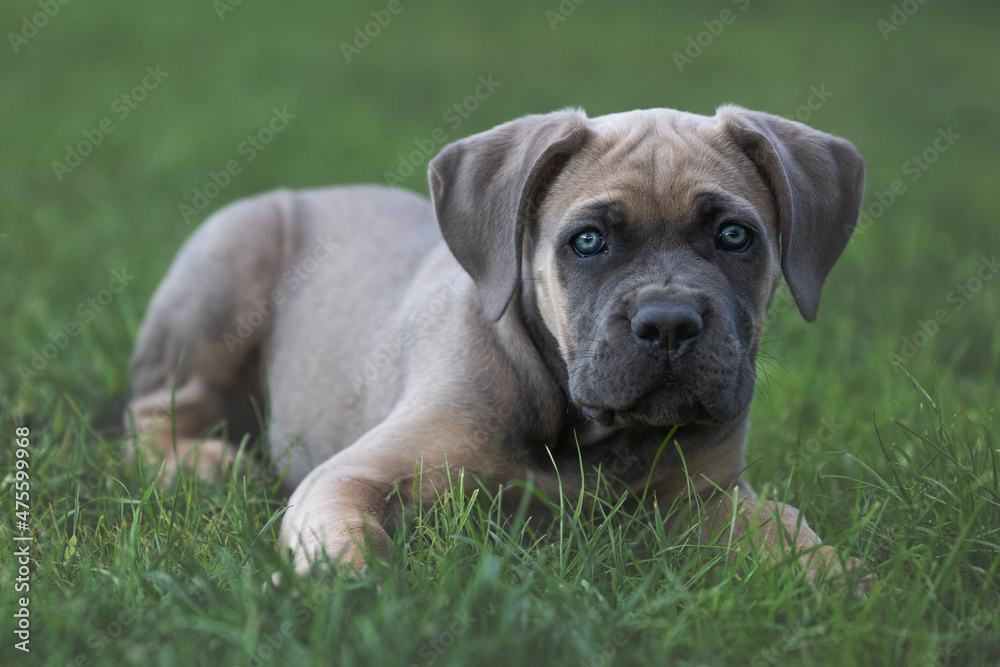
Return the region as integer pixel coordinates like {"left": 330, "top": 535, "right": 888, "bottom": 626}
{"left": 126, "top": 105, "right": 866, "bottom": 585}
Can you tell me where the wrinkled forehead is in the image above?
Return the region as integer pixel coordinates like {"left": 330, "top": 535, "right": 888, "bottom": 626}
{"left": 539, "top": 109, "right": 775, "bottom": 236}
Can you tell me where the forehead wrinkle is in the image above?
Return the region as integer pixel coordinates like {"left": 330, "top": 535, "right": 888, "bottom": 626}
{"left": 585, "top": 121, "right": 719, "bottom": 223}
{"left": 625, "top": 132, "right": 762, "bottom": 229}
{"left": 547, "top": 159, "right": 608, "bottom": 212}
{"left": 553, "top": 117, "right": 681, "bottom": 198}
{"left": 543, "top": 113, "right": 766, "bottom": 234}
{"left": 589, "top": 121, "right": 659, "bottom": 167}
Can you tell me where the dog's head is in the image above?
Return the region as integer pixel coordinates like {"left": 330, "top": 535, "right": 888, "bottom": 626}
{"left": 429, "top": 107, "right": 864, "bottom": 429}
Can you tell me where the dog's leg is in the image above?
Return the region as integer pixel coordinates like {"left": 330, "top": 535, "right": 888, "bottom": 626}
{"left": 125, "top": 190, "right": 294, "bottom": 480}
{"left": 649, "top": 429, "right": 865, "bottom": 591}
{"left": 700, "top": 479, "right": 867, "bottom": 592}
{"left": 279, "top": 413, "right": 489, "bottom": 574}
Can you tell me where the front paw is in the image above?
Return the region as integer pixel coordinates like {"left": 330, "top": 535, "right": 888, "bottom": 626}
{"left": 799, "top": 546, "right": 874, "bottom": 598}
{"left": 285, "top": 531, "right": 370, "bottom": 576}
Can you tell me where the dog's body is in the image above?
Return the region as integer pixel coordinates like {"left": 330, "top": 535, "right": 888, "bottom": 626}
{"left": 127, "top": 106, "right": 865, "bottom": 580}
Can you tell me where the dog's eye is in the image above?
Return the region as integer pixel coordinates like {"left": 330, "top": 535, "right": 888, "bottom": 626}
{"left": 716, "top": 223, "right": 751, "bottom": 252}
{"left": 572, "top": 229, "right": 605, "bottom": 257}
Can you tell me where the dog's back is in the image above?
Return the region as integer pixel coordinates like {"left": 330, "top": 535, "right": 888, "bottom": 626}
{"left": 127, "top": 184, "right": 455, "bottom": 484}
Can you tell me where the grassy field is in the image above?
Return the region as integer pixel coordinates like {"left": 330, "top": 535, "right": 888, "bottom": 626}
{"left": 2, "top": 0, "right": 999, "bottom": 664}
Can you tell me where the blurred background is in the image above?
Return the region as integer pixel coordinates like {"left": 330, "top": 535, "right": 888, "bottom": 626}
{"left": 1, "top": 0, "right": 998, "bottom": 491}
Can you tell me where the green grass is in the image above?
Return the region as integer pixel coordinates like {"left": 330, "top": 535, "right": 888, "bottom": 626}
{"left": 2, "top": 0, "right": 999, "bottom": 664}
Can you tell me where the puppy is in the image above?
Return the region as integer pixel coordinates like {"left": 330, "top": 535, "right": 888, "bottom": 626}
{"left": 127, "top": 105, "right": 866, "bottom": 583}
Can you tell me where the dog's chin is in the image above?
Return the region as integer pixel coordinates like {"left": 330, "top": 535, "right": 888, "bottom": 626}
{"left": 576, "top": 388, "right": 721, "bottom": 429}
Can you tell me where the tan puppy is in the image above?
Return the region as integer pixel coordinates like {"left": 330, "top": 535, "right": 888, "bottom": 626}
{"left": 127, "top": 105, "right": 866, "bottom": 583}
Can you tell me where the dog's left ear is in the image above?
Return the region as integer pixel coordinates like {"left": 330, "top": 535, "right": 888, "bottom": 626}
{"left": 718, "top": 105, "right": 866, "bottom": 322}
{"left": 429, "top": 110, "right": 591, "bottom": 321}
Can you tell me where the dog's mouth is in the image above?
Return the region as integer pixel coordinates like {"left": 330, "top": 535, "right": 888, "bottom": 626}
{"left": 576, "top": 386, "right": 716, "bottom": 428}
{"left": 577, "top": 404, "right": 621, "bottom": 427}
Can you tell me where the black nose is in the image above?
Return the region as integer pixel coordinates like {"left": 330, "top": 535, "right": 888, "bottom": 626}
{"left": 630, "top": 301, "right": 704, "bottom": 354}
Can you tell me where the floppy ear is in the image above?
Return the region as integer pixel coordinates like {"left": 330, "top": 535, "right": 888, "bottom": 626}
{"left": 717, "top": 105, "right": 866, "bottom": 322}
{"left": 428, "top": 110, "right": 590, "bottom": 321}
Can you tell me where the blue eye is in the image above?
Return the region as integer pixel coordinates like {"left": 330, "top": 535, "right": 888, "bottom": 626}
{"left": 717, "top": 224, "right": 751, "bottom": 252}
{"left": 572, "top": 229, "right": 605, "bottom": 257}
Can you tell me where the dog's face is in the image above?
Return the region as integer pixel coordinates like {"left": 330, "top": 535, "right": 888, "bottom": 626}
{"left": 531, "top": 111, "right": 781, "bottom": 427}
{"left": 430, "top": 107, "right": 865, "bottom": 430}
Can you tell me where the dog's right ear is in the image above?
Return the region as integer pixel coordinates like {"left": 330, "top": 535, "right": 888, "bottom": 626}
{"left": 429, "top": 110, "right": 590, "bottom": 321}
